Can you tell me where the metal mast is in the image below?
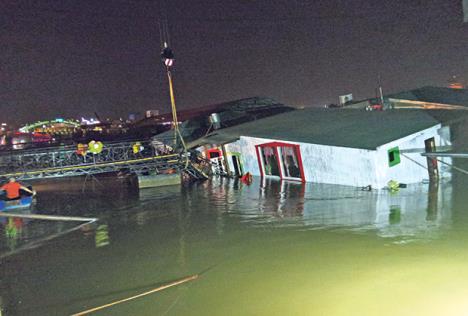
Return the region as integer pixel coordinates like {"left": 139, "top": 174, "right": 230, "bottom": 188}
{"left": 160, "top": 35, "right": 186, "bottom": 152}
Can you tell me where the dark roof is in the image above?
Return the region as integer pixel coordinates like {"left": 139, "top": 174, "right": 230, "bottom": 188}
{"left": 153, "top": 97, "right": 294, "bottom": 144}
{"left": 387, "top": 86, "right": 468, "bottom": 106}
{"left": 424, "top": 109, "right": 468, "bottom": 125}
{"left": 202, "top": 108, "right": 440, "bottom": 150}
{"left": 134, "top": 96, "right": 291, "bottom": 128}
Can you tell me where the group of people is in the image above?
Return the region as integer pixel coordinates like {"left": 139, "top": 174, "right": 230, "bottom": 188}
{"left": 0, "top": 178, "right": 35, "bottom": 201}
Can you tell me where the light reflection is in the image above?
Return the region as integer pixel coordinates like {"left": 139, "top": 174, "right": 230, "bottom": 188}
{"left": 212, "top": 177, "right": 453, "bottom": 240}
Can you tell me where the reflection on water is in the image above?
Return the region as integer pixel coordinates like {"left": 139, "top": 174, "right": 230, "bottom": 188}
{"left": 0, "top": 215, "right": 80, "bottom": 255}
{"left": 205, "top": 177, "right": 452, "bottom": 242}
{"left": 0, "top": 176, "right": 464, "bottom": 316}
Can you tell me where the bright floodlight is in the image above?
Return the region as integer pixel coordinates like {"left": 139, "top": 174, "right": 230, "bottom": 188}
{"left": 161, "top": 44, "right": 175, "bottom": 68}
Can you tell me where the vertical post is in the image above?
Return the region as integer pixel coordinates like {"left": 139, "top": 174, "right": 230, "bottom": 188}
{"left": 378, "top": 74, "right": 385, "bottom": 108}
{"left": 425, "top": 137, "right": 439, "bottom": 182}
{"left": 166, "top": 69, "right": 179, "bottom": 145}
{"left": 161, "top": 43, "right": 186, "bottom": 152}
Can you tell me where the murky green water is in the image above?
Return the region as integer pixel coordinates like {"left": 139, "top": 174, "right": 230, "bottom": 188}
{"left": 2, "top": 172, "right": 468, "bottom": 315}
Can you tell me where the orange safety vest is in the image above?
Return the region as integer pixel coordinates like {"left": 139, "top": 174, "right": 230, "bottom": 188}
{"left": 1, "top": 182, "right": 22, "bottom": 199}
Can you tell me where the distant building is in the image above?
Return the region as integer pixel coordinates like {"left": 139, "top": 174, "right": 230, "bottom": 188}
{"left": 386, "top": 86, "right": 468, "bottom": 110}
{"left": 339, "top": 93, "right": 353, "bottom": 106}
{"left": 194, "top": 108, "right": 451, "bottom": 188}
{"left": 145, "top": 110, "right": 160, "bottom": 118}
{"left": 19, "top": 119, "right": 80, "bottom": 135}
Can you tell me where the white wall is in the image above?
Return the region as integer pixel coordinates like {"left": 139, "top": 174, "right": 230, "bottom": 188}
{"left": 229, "top": 136, "right": 380, "bottom": 187}
{"left": 298, "top": 142, "right": 378, "bottom": 187}
{"left": 375, "top": 124, "right": 452, "bottom": 188}
{"left": 223, "top": 142, "right": 243, "bottom": 176}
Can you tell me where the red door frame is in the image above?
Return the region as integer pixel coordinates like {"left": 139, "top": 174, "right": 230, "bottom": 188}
{"left": 206, "top": 148, "right": 222, "bottom": 159}
{"left": 255, "top": 141, "right": 305, "bottom": 182}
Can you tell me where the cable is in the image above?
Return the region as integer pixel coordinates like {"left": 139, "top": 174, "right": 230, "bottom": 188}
{"left": 71, "top": 274, "right": 199, "bottom": 316}
{"left": 436, "top": 157, "right": 468, "bottom": 175}
{"left": 403, "top": 152, "right": 468, "bottom": 176}
{"left": 401, "top": 153, "right": 428, "bottom": 170}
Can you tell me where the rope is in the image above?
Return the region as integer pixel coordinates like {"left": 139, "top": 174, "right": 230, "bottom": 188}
{"left": 71, "top": 274, "right": 199, "bottom": 316}
{"left": 403, "top": 153, "right": 468, "bottom": 176}
{"left": 0, "top": 212, "right": 97, "bottom": 222}
{"left": 166, "top": 69, "right": 189, "bottom": 170}
{"left": 166, "top": 70, "right": 188, "bottom": 153}
{"left": 435, "top": 158, "right": 468, "bottom": 175}
{"left": 400, "top": 153, "right": 428, "bottom": 170}
{"left": 158, "top": 21, "right": 164, "bottom": 49}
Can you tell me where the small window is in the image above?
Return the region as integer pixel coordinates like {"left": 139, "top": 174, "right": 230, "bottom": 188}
{"left": 388, "top": 147, "right": 400, "bottom": 167}
{"left": 209, "top": 151, "right": 220, "bottom": 159}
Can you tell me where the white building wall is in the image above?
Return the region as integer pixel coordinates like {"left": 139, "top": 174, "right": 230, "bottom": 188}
{"left": 375, "top": 124, "right": 452, "bottom": 188}
{"left": 225, "top": 138, "right": 261, "bottom": 176}
{"left": 223, "top": 142, "right": 243, "bottom": 175}
{"left": 233, "top": 136, "right": 380, "bottom": 188}
{"left": 298, "top": 142, "right": 378, "bottom": 187}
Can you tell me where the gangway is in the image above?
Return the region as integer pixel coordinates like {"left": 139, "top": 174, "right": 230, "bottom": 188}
{"left": 0, "top": 139, "right": 186, "bottom": 180}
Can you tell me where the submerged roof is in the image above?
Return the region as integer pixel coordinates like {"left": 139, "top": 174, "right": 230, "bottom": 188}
{"left": 387, "top": 86, "right": 468, "bottom": 106}
{"left": 201, "top": 108, "right": 440, "bottom": 150}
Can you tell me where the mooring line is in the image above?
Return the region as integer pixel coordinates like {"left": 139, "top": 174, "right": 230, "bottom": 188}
{"left": 71, "top": 274, "right": 199, "bottom": 316}
{"left": 0, "top": 212, "right": 97, "bottom": 222}
{"left": 400, "top": 153, "right": 428, "bottom": 170}
{"left": 435, "top": 158, "right": 468, "bottom": 175}
{"left": 403, "top": 153, "right": 468, "bottom": 176}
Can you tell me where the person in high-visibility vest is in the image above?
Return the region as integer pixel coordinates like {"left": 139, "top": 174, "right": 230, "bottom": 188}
{"left": 132, "top": 142, "right": 144, "bottom": 154}
{"left": 76, "top": 143, "right": 88, "bottom": 156}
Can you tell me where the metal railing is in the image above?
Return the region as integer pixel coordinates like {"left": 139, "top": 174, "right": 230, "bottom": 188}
{"left": 0, "top": 138, "right": 181, "bottom": 180}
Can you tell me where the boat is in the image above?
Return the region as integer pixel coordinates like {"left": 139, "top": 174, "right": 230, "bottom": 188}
{"left": 0, "top": 196, "right": 34, "bottom": 211}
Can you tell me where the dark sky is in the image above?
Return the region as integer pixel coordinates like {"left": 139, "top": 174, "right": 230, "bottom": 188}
{"left": 1, "top": 0, "right": 467, "bottom": 124}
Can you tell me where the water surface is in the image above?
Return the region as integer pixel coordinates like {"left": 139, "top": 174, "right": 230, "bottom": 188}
{"left": 1, "top": 174, "right": 468, "bottom": 315}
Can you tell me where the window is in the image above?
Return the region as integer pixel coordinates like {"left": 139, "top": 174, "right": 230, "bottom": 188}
{"left": 259, "top": 146, "right": 280, "bottom": 176}
{"left": 388, "top": 147, "right": 400, "bottom": 167}
{"left": 256, "top": 142, "right": 305, "bottom": 182}
{"left": 279, "top": 146, "right": 301, "bottom": 178}
{"left": 207, "top": 148, "right": 221, "bottom": 159}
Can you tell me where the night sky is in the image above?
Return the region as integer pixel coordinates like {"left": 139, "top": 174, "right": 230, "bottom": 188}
{"left": 1, "top": 0, "right": 467, "bottom": 124}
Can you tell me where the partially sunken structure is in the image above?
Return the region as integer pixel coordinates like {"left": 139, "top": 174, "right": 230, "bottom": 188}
{"left": 195, "top": 108, "right": 451, "bottom": 188}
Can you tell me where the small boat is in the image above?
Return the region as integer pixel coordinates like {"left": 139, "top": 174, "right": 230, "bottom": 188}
{"left": 0, "top": 196, "right": 34, "bottom": 211}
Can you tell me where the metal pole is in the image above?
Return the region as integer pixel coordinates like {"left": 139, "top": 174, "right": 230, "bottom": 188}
{"left": 166, "top": 69, "right": 187, "bottom": 153}
{"left": 161, "top": 44, "right": 187, "bottom": 162}
{"left": 378, "top": 74, "right": 385, "bottom": 108}
{"left": 166, "top": 69, "right": 179, "bottom": 136}
{"left": 422, "top": 152, "right": 468, "bottom": 158}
